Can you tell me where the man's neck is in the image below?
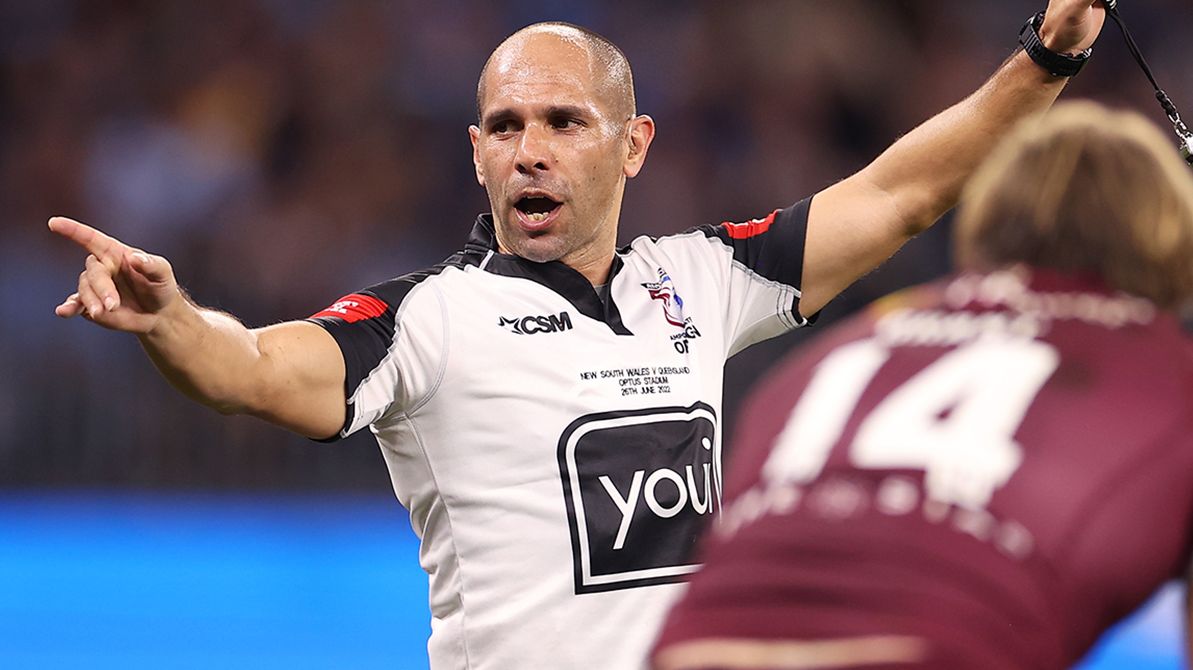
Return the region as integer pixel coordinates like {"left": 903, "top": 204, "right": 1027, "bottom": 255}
{"left": 494, "top": 234, "right": 616, "bottom": 286}
{"left": 567, "top": 251, "right": 615, "bottom": 286}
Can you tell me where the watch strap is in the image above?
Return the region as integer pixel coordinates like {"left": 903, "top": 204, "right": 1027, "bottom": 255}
{"left": 1018, "top": 11, "right": 1092, "bottom": 78}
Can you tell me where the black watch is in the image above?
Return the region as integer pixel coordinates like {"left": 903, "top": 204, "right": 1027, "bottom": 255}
{"left": 1018, "top": 11, "right": 1091, "bottom": 78}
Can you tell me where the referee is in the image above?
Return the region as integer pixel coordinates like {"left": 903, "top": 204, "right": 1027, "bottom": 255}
{"left": 50, "top": 3, "right": 1106, "bottom": 668}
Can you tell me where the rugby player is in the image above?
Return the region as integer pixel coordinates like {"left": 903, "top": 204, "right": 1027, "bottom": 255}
{"left": 652, "top": 101, "right": 1193, "bottom": 670}
{"left": 50, "top": 3, "right": 1105, "bottom": 668}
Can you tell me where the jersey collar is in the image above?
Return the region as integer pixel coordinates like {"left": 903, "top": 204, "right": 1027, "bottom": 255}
{"left": 469, "top": 215, "right": 633, "bottom": 336}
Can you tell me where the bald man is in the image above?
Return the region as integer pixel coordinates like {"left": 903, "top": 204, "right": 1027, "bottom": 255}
{"left": 50, "top": 5, "right": 1106, "bottom": 669}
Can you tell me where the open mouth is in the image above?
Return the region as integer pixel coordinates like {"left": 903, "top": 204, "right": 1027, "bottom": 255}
{"left": 514, "top": 196, "right": 562, "bottom": 223}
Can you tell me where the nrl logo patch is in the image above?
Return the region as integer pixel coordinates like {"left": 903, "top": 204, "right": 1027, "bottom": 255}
{"left": 642, "top": 268, "right": 685, "bottom": 327}
{"left": 643, "top": 268, "right": 702, "bottom": 353}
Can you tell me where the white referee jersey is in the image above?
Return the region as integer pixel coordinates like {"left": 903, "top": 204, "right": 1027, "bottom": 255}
{"left": 308, "top": 198, "right": 814, "bottom": 669}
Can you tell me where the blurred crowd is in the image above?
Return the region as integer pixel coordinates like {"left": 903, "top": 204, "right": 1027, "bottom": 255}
{"left": 2, "top": 0, "right": 1190, "bottom": 490}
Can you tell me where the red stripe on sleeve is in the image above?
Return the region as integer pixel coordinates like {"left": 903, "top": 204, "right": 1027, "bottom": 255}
{"left": 721, "top": 209, "right": 780, "bottom": 240}
{"left": 310, "top": 293, "right": 389, "bottom": 323}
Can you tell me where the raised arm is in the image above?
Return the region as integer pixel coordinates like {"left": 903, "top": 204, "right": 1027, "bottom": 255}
{"left": 797, "top": 0, "right": 1106, "bottom": 317}
{"left": 50, "top": 216, "right": 347, "bottom": 439}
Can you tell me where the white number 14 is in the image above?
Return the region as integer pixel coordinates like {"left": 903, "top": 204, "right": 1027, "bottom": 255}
{"left": 762, "top": 337, "right": 1059, "bottom": 509}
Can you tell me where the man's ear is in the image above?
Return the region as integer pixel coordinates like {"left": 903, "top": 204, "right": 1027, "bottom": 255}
{"left": 623, "top": 115, "right": 656, "bottom": 179}
{"left": 469, "top": 125, "right": 485, "bottom": 186}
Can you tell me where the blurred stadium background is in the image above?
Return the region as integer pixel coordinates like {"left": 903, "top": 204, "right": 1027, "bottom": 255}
{"left": 1, "top": 1, "right": 1189, "bottom": 667}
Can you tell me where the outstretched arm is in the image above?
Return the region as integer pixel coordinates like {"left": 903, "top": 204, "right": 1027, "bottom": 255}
{"left": 797, "top": 0, "right": 1106, "bottom": 317}
{"left": 50, "top": 216, "right": 348, "bottom": 439}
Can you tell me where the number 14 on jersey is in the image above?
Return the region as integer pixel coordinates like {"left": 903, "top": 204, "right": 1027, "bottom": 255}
{"left": 762, "top": 337, "right": 1060, "bottom": 510}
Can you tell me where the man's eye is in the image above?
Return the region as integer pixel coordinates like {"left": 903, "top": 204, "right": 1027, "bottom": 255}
{"left": 489, "top": 119, "right": 521, "bottom": 134}
{"left": 551, "top": 118, "right": 581, "bottom": 130}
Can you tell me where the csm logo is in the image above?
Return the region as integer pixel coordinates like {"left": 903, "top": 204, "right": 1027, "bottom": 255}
{"left": 557, "top": 403, "right": 719, "bottom": 594}
{"left": 499, "top": 311, "right": 573, "bottom": 335}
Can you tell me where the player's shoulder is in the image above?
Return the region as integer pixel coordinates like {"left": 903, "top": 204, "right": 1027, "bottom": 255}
{"left": 621, "top": 227, "right": 719, "bottom": 252}
{"left": 619, "top": 210, "right": 789, "bottom": 254}
{"left": 619, "top": 198, "right": 813, "bottom": 272}
{"left": 370, "top": 251, "right": 475, "bottom": 299}
{"left": 312, "top": 248, "right": 483, "bottom": 325}
{"left": 618, "top": 227, "right": 732, "bottom": 273}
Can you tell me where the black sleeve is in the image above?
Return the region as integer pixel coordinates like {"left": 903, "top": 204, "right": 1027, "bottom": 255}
{"left": 694, "top": 196, "right": 811, "bottom": 292}
{"left": 304, "top": 277, "right": 418, "bottom": 441}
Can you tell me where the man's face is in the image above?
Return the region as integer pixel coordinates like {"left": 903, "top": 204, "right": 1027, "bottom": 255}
{"left": 469, "top": 34, "right": 650, "bottom": 275}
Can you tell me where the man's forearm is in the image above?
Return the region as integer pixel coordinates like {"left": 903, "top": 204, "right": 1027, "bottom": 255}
{"left": 858, "top": 49, "right": 1068, "bottom": 235}
{"left": 137, "top": 299, "right": 269, "bottom": 415}
{"left": 135, "top": 298, "right": 348, "bottom": 438}
{"left": 798, "top": 2, "right": 1104, "bottom": 317}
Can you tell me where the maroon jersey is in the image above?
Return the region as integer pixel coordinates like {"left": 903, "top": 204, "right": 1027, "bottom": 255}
{"left": 654, "top": 269, "right": 1193, "bottom": 670}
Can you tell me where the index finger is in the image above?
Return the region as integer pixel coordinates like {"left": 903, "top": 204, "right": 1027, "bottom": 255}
{"left": 48, "top": 217, "right": 126, "bottom": 260}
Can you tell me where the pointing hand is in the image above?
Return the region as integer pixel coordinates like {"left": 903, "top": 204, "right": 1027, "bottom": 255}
{"left": 49, "top": 217, "right": 182, "bottom": 334}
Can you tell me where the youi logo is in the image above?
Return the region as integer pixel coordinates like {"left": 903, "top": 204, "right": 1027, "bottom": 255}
{"left": 557, "top": 403, "right": 720, "bottom": 594}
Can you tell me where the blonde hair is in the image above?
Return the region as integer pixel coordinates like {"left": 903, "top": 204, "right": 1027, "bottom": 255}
{"left": 955, "top": 101, "right": 1193, "bottom": 308}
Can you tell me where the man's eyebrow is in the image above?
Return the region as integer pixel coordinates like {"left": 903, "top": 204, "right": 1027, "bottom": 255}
{"left": 545, "top": 104, "right": 591, "bottom": 118}
{"left": 481, "top": 104, "right": 595, "bottom": 128}
{"left": 481, "top": 108, "right": 518, "bottom": 128}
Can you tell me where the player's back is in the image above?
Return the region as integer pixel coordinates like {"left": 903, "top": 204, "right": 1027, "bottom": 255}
{"left": 653, "top": 268, "right": 1193, "bottom": 670}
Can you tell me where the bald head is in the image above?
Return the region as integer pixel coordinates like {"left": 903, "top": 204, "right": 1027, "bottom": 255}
{"left": 476, "top": 22, "right": 636, "bottom": 124}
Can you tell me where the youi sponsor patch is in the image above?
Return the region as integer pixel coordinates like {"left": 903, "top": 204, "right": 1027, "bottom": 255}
{"left": 557, "top": 403, "right": 719, "bottom": 594}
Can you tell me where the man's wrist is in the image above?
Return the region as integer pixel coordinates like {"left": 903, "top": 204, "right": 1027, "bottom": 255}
{"left": 1036, "top": 12, "right": 1067, "bottom": 54}
{"left": 1018, "top": 11, "right": 1091, "bottom": 78}
{"left": 141, "top": 289, "right": 194, "bottom": 340}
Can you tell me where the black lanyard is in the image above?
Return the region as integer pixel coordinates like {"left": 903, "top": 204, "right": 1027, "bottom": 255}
{"left": 1105, "top": 0, "right": 1193, "bottom": 164}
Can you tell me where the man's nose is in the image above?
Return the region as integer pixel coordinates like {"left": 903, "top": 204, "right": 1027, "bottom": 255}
{"left": 515, "top": 124, "right": 551, "bottom": 174}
